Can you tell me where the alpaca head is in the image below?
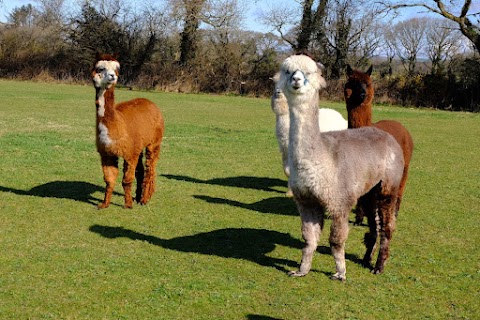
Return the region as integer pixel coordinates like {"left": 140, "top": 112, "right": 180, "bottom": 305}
{"left": 344, "top": 65, "right": 373, "bottom": 107}
{"left": 92, "top": 53, "right": 120, "bottom": 89}
{"left": 271, "top": 72, "right": 289, "bottom": 116}
{"left": 271, "top": 87, "right": 289, "bottom": 115}
{"left": 278, "top": 54, "right": 327, "bottom": 98}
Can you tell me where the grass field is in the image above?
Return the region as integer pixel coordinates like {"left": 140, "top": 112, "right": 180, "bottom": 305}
{"left": 0, "top": 79, "right": 479, "bottom": 319}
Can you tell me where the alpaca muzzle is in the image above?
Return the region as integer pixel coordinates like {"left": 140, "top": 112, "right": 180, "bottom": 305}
{"left": 106, "top": 73, "right": 117, "bottom": 84}
{"left": 291, "top": 70, "right": 308, "bottom": 89}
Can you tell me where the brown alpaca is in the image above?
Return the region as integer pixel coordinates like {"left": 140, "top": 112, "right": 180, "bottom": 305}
{"left": 345, "top": 65, "right": 414, "bottom": 224}
{"left": 92, "top": 53, "right": 165, "bottom": 209}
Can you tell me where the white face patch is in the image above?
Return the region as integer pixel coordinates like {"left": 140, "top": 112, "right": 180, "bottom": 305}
{"left": 92, "top": 60, "right": 120, "bottom": 88}
{"left": 98, "top": 122, "right": 112, "bottom": 146}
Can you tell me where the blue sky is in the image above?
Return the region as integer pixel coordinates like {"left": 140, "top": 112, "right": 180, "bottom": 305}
{"left": 0, "top": 0, "right": 289, "bottom": 31}
{"left": 1, "top": 0, "right": 479, "bottom": 31}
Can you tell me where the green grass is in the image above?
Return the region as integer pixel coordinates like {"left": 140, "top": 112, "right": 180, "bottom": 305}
{"left": 0, "top": 79, "right": 479, "bottom": 319}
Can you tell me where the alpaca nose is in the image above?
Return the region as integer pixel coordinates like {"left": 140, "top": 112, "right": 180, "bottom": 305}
{"left": 292, "top": 71, "right": 303, "bottom": 83}
{"left": 291, "top": 71, "right": 306, "bottom": 88}
{"left": 107, "top": 73, "right": 116, "bottom": 82}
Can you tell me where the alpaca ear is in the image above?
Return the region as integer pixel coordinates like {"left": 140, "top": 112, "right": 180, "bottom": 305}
{"left": 366, "top": 65, "right": 373, "bottom": 76}
{"left": 271, "top": 72, "right": 280, "bottom": 83}
{"left": 346, "top": 64, "right": 353, "bottom": 76}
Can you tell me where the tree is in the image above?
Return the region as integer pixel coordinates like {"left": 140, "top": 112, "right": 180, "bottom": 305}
{"left": 70, "top": 1, "right": 160, "bottom": 84}
{"left": 8, "top": 4, "right": 37, "bottom": 27}
{"left": 321, "top": 0, "right": 381, "bottom": 78}
{"left": 200, "top": 0, "right": 246, "bottom": 91}
{"left": 382, "top": 0, "right": 480, "bottom": 54}
{"left": 36, "top": 0, "right": 66, "bottom": 27}
{"left": 389, "top": 17, "right": 428, "bottom": 75}
{"left": 425, "top": 18, "right": 461, "bottom": 74}
{"left": 0, "top": 1, "right": 68, "bottom": 77}
{"left": 176, "top": 0, "right": 206, "bottom": 66}
{"left": 260, "top": 0, "right": 328, "bottom": 52}
{"left": 297, "top": 0, "right": 328, "bottom": 51}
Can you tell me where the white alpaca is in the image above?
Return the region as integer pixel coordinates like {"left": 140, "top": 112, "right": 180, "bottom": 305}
{"left": 271, "top": 87, "right": 347, "bottom": 196}
{"left": 278, "top": 54, "right": 404, "bottom": 281}
{"left": 318, "top": 108, "right": 348, "bottom": 132}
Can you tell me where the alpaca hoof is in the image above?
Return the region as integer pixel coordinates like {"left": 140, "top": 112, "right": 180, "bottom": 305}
{"left": 124, "top": 203, "right": 133, "bottom": 209}
{"left": 288, "top": 270, "right": 307, "bottom": 277}
{"left": 330, "top": 273, "right": 346, "bottom": 282}
{"left": 97, "top": 203, "right": 109, "bottom": 209}
{"left": 286, "top": 190, "right": 294, "bottom": 198}
{"left": 372, "top": 267, "right": 384, "bottom": 275}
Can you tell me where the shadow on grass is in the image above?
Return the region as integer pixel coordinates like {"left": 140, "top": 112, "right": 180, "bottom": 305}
{"left": 0, "top": 180, "right": 121, "bottom": 206}
{"left": 162, "top": 174, "right": 287, "bottom": 194}
{"left": 90, "top": 225, "right": 305, "bottom": 273}
{"left": 90, "top": 225, "right": 366, "bottom": 275}
{"left": 247, "top": 315, "right": 284, "bottom": 320}
{"left": 193, "top": 195, "right": 298, "bottom": 216}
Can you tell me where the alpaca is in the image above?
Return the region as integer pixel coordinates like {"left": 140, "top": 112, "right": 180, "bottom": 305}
{"left": 318, "top": 108, "right": 348, "bottom": 132}
{"left": 92, "top": 53, "right": 165, "bottom": 209}
{"left": 278, "top": 54, "right": 404, "bottom": 281}
{"left": 345, "top": 65, "right": 414, "bottom": 224}
{"left": 271, "top": 86, "right": 347, "bottom": 196}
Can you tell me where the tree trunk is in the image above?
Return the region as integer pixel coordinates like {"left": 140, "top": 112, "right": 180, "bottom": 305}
{"left": 296, "top": 0, "right": 329, "bottom": 52}
{"left": 179, "top": 0, "right": 205, "bottom": 66}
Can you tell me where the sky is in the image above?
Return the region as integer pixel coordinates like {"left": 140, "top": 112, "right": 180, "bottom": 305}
{"left": 0, "top": 0, "right": 288, "bottom": 32}
{"left": 1, "top": 0, "right": 479, "bottom": 32}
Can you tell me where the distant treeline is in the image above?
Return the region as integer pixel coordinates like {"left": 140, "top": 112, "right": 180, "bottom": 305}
{"left": 0, "top": 1, "right": 479, "bottom": 112}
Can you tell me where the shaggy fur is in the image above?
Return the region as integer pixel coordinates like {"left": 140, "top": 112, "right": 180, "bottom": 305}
{"left": 92, "top": 53, "right": 165, "bottom": 209}
{"left": 271, "top": 87, "right": 347, "bottom": 196}
{"left": 345, "top": 65, "right": 414, "bottom": 223}
{"left": 278, "top": 54, "right": 404, "bottom": 281}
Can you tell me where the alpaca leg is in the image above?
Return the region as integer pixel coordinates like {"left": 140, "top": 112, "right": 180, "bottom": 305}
{"left": 363, "top": 209, "right": 379, "bottom": 269}
{"left": 289, "top": 201, "right": 324, "bottom": 277}
{"left": 140, "top": 143, "right": 161, "bottom": 205}
{"left": 282, "top": 153, "right": 293, "bottom": 197}
{"left": 98, "top": 156, "right": 119, "bottom": 209}
{"left": 395, "top": 165, "right": 410, "bottom": 215}
{"left": 361, "top": 189, "right": 380, "bottom": 268}
{"left": 354, "top": 195, "right": 367, "bottom": 225}
{"left": 373, "top": 193, "right": 397, "bottom": 274}
{"left": 122, "top": 157, "right": 140, "bottom": 209}
{"left": 329, "top": 211, "right": 350, "bottom": 281}
{"left": 135, "top": 152, "right": 145, "bottom": 203}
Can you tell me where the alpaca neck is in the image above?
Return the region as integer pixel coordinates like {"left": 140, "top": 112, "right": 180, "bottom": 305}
{"left": 95, "top": 86, "right": 116, "bottom": 121}
{"left": 347, "top": 100, "right": 372, "bottom": 128}
{"left": 288, "top": 92, "right": 324, "bottom": 163}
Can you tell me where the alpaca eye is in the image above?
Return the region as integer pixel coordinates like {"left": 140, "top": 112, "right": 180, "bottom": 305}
{"left": 96, "top": 66, "right": 105, "bottom": 73}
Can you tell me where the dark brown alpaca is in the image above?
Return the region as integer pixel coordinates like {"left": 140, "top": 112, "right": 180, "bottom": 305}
{"left": 345, "top": 65, "right": 414, "bottom": 225}
{"left": 92, "top": 53, "right": 165, "bottom": 209}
